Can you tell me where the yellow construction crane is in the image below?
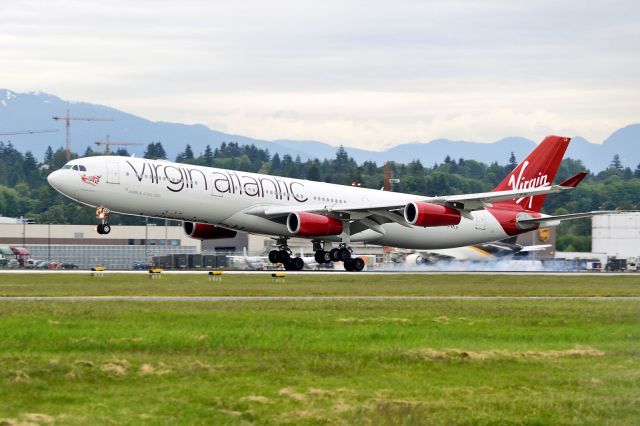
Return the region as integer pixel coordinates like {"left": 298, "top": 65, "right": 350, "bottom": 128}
{"left": 0, "top": 129, "right": 58, "bottom": 136}
{"left": 95, "top": 135, "right": 143, "bottom": 155}
{"left": 52, "top": 110, "right": 113, "bottom": 161}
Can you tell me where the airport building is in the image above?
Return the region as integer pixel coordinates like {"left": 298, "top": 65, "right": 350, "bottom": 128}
{"left": 0, "top": 223, "right": 199, "bottom": 269}
{"left": 592, "top": 212, "right": 640, "bottom": 258}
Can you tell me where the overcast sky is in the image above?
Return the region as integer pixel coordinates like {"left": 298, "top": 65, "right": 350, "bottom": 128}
{"left": 1, "top": 0, "right": 639, "bottom": 148}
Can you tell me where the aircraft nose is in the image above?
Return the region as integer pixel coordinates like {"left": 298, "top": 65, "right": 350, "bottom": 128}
{"left": 47, "top": 170, "right": 64, "bottom": 191}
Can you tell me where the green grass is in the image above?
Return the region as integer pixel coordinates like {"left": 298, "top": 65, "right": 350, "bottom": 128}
{"left": 0, "top": 274, "right": 639, "bottom": 424}
{"left": 0, "top": 273, "right": 639, "bottom": 297}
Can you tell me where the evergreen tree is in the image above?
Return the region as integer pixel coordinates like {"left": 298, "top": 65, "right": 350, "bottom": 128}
{"left": 508, "top": 152, "right": 517, "bottom": 169}
{"left": 203, "top": 145, "right": 213, "bottom": 167}
{"left": 610, "top": 154, "right": 623, "bottom": 171}
{"left": 307, "top": 160, "right": 321, "bottom": 181}
{"left": 183, "top": 144, "right": 194, "bottom": 160}
{"left": 44, "top": 146, "right": 54, "bottom": 165}
{"left": 144, "top": 143, "right": 156, "bottom": 159}
{"left": 144, "top": 142, "right": 167, "bottom": 160}
{"left": 155, "top": 142, "right": 167, "bottom": 159}
{"left": 22, "top": 151, "right": 39, "bottom": 188}
{"left": 270, "top": 153, "right": 282, "bottom": 174}
{"left": 635, "top": 163, "right": 640, "bottom": 179}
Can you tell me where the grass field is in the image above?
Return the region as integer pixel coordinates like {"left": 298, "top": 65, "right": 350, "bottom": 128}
{"left": 0, "top": 274, "right": 639, "bottom": 425}
{"left": 1, "top": 273, "right": 640, "bottom": 297}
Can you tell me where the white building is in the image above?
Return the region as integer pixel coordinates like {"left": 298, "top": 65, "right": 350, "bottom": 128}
{"left": 592, "top": 212, "right": 640, "bottom": 258}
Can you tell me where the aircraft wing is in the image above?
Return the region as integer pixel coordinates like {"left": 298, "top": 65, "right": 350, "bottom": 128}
{"left": 248, "top": 173, "right": 586, "bottom": 218}
{"left": 251, "top": 182, "right": 579, "bottom": 217}
{"left": 516, "top": 210, "right": 626, "bottom": 227}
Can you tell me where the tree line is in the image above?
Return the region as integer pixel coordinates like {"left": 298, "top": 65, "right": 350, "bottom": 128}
{"left": 2, "top": 140, "right": 639, "bottom": 252}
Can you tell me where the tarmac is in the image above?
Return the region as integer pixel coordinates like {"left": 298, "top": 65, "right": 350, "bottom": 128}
{"left": 0, "top": 270, "right": 634, "bottom": 276}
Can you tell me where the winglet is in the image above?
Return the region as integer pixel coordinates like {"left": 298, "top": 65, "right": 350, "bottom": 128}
{"left": 559, "top": 171, "right": 588, "bottom": 188}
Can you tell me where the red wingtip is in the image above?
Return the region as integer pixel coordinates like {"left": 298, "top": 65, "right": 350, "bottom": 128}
{"left": 559, "top": 171, "right": 588, "bottom": 188}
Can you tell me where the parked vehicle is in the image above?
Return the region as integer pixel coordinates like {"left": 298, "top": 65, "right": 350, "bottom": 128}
{"left": 59, "top": 262, "right": 79, "bottom": 270}
{"left": 132, "top": 262, "right": 152, "bottom": 270}
{"left": 35, "top": 261, "right": 50, "bottom": 269}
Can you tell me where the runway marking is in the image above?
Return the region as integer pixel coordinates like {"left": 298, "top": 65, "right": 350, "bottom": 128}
{"left": 0, "top": 296, "right": 638, "bottom": 302}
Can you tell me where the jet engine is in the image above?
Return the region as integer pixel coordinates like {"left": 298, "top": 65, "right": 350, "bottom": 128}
{"left": 404, "top": 202, "right": 461, "bottom": 227}
{"left": 286, "top": 212, "right": 343, "bottom": 237}
{"left": 183, "top": 222, "right": 237, "bottom": 240}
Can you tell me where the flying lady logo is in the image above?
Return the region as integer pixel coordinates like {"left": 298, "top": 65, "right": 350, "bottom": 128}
{"left": 507, "top": 161, "right": 549, "bottom": 209}
{"left": 81, "top": 174, "right": 101, "bottom": 186}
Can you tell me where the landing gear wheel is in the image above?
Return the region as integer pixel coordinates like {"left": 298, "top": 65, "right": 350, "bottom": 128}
{"left": 95, "top": 206, "right": 111, "bottom": 235}
{"left": 268, "top": 250, "right": 279, "bottom": 264}
{"left": 291, "top": 257, "right": 305, "bottom": 271}
{"left": 283, "top": 260, "right": 292, "bottom": 271}
{"left": 329, "top": 248, "right": 340, "bottom": 262}
{"left": 278, "top": 250, "right": 291, "bottom": 263}
{"left": 344, "top": 259, "right": 355, "bottom": 271}
{"left": 352, "top": 257, "right": 365, "bottom": 272}
{"left": 314, "top": 250, "right": 331, "bottom": 264}
{"left": 338, "top": 247, "right": 351, "bottom": 262}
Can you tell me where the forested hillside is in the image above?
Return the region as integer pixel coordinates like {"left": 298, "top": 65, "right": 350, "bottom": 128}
{"left": 2, "top": 141, "right": 639, "bottom": 251}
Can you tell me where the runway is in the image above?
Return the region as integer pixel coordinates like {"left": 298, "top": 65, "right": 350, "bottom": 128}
{"left": 0, "top": 270, "right": 634, "bottom": 276}
{"left": 1, "top": 296, "right": 638, "bottom": 302}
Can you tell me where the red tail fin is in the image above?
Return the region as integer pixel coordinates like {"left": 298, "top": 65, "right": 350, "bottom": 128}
{"left": 493, "top": 135, "right": 571, "bottom": 212}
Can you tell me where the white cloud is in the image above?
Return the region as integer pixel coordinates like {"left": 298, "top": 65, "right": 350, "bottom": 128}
{"left": 1, "top": 0, "right": 639, "bottom": 147}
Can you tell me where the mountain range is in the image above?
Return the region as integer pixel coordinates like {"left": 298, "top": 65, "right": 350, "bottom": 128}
{"left": 1, "top": 89, "right": 638, "bottom": 172}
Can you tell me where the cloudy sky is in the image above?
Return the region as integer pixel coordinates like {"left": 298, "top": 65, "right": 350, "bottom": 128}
{"left": 1, "top": 0, "right": 639, "bottom": 148}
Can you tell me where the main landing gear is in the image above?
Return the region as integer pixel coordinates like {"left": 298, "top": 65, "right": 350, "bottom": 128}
{"left": 314, "top": 240, "right": 365, "bottom": 272}
{"left": 268, "top": 237, "right": 305, "bottom": 271}
{"left": 96, "top": 206, "right": 111, "bottom": 235}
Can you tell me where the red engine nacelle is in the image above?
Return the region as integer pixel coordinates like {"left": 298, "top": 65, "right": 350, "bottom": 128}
{"left": 183, "top": 222, "right": 237, "bottom": 240}
{"left": 404, "top": 202, "right": 461, "bottom": 227}
{"left": 287, "top": 212, "right": 343, "bottom": 237}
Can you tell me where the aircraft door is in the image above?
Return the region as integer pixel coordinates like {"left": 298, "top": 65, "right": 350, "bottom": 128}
{"left": 107, "top": 161, "right": 120, "bottom": 184}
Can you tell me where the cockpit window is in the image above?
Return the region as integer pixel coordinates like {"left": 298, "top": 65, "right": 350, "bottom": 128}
{"left": 79, "top": 165, "right": 86, "bottom": 171}
{"left": 62, "top": 165, "right": 72, "bottom": 169}
{"left": 72, "top": 165, "right": 79, "bottom": 171}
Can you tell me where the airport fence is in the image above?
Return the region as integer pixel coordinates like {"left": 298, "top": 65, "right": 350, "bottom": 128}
{"left": 25, "top": 244, "right": 199, "bottom": 270}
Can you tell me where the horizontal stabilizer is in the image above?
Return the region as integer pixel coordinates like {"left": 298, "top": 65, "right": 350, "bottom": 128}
{"left": 517, "top": 210, "right": 621, "bottom": 226}
{"left": 559, "top": 172, "right": 588, "bottom": 188}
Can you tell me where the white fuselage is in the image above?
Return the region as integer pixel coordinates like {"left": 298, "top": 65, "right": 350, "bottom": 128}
{"left": 48, "top": 156, "right": 512, "bottom": 250}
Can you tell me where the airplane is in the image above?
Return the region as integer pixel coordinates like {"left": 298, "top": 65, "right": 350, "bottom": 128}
{"left": 227, "top": 247, "right": 270, "bottom": 270}
{"left": 47, "top": 135, "right": 616, "bottom": 272}
{"left": 404, "top": 239, "right": 551, "bottom": 265}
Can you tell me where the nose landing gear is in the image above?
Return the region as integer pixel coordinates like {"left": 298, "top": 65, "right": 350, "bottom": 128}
{"left": 96, "top": 206, "right": 111, "bottom": 235}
